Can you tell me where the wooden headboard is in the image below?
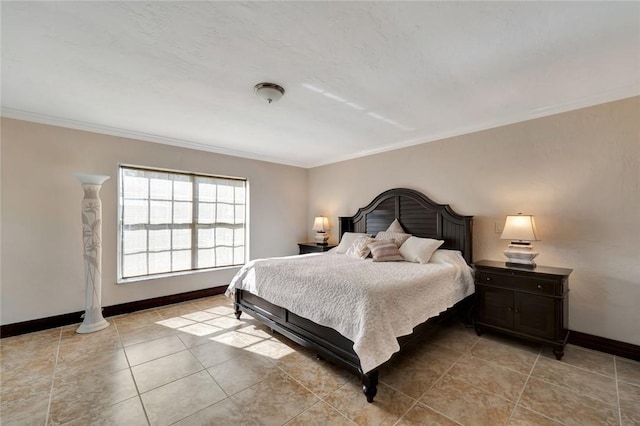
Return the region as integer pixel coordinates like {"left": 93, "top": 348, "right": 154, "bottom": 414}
{"left": 338, "top": 188, "right": 473, "bottom": 264}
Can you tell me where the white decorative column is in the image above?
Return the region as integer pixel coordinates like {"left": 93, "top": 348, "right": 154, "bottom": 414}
{"left": 75, "top": 173, "right": 110, "bottom": 333}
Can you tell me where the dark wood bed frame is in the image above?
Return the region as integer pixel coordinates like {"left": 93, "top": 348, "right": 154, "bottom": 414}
{"left": 233, "top": 188, "right": 473, "bottom": 402}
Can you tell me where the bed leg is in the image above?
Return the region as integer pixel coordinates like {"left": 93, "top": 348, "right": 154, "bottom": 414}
{"left": 362, "top": 370, "right": 379, "bottom": 403}
{"left": 234, "top": 304, "right": 242, "bottom": 319}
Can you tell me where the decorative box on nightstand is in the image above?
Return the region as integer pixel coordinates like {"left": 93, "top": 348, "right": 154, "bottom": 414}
{"left": 473, "top": 260, "right": 572, "bottom": 360}
{"left": 298, "top": 242, "right": 336, "bottom": 255}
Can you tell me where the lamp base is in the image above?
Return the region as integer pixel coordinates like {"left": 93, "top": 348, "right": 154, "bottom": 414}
{"left": 504, "top": 242, "right": 538, "bottom": 267}
{"left": 314, "top": 232, "right": 329, "bottom": 244}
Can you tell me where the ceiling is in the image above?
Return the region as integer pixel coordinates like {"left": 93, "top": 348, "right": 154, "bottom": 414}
{"left": 2, "top": 2, "right": 639, "bottom": 168}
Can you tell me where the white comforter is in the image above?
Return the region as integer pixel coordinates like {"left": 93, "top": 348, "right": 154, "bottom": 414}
{"left": 225, "top": 250, "right": 474, "bottom": 373}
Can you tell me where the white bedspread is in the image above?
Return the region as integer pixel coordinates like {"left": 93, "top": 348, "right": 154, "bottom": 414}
{"left": 225, "top": 250, "right": 474, "bottom": 373}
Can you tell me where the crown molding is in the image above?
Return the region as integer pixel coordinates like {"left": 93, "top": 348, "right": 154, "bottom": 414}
{"left": 0, "top": 107, "right": 311, "bottom": 168}
{"left": 310, "top": 86, "right": 640, "bottom": 168}
{"left": 3, "top": 84, "right": 637, "bottom": 170}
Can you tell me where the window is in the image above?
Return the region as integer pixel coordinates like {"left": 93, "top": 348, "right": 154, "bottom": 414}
{"left": 118, "top": 165, "right": 247, "bottom": 281}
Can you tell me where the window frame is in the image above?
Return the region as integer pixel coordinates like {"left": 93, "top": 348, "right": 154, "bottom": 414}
{"left": 117, "top": 163, "right": 248, "bottom": 283}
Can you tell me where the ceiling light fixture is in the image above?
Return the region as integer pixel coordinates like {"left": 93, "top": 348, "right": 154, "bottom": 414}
{"left": 254, "top": 82, "right": 285, "bottom": 103}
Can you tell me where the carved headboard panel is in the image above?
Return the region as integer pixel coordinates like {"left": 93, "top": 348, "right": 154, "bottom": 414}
{"left": 338, "top": 188, "right": 473, "bottom": 264}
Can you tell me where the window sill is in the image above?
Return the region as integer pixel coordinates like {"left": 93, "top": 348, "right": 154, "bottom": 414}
{"left": 117, "top": 264, "right": 243, "bottom": 285}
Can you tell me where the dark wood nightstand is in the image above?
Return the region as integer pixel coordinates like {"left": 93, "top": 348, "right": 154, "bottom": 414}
{"left": 298, "top": 242, "right": 336, "bottom": 254}
{"left": 473, "top": 260, "right": 572, "bottom": 360}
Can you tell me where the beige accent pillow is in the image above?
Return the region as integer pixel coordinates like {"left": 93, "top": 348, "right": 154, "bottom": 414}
{"left": 375, "top": 231, "right": 411, "bottom": 247}
{"left": 399, "top": 236, "right": 444, "bottom": 264}
{"left": 346, "top": 236, "right": 376, "bottom": 259}
{"left": 335, "top": 232, "right": 371, "bottom": 254}
{"left": 367, "top": 240, "right": 405, "bottom": 262}
{"left": 386, "top": 218, "right": 405, "bottom": 233}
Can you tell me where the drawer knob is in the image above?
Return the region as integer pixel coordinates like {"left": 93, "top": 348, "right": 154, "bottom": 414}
{"left": 485, "top": 276, "right": 492, "bottom": 281}
{"left": 537, "top": 284, "right": 543, "bottom": 290}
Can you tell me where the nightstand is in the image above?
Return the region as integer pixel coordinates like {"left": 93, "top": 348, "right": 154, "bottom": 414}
{"left": 298, "top": 242, "right": 336, "bottom": 254}
{"left": 473, "top": 260, "right": 572, "bottom": 360}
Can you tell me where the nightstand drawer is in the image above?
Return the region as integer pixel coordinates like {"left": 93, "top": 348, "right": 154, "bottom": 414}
{"left": 476, "top": 271, "right": 558, "bottom": 296}
{"left": 512, "top": 275, "right": 559, "bottom": 296}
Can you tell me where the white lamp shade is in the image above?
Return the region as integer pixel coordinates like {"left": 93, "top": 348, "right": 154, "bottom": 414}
{"left": 500, "top": 214, "right": 539, "bottom": 241}
{"left": 313, "top": 216, "right": 329, "bottom": 232}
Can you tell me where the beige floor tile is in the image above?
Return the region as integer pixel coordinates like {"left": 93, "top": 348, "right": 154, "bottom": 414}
{"left": 190, "top": 336, "right": 251, "bottom": 368}
{"left": 541, "top": 343, "right": 615, "bottom": 377}
{"left": 619, "top": 381, "right": 640, "bottom": 426}
{"left": 508, "top": 406, "right": 563, "bottom": 425}
{"left": 428, "top": 323, "right": 480, "bottom": 354}
{"left": 57, "top": 396, "right": 148, "bottom": 426}
{"left": 141, "top": 370, "right": 226, "bottom": 426}
{"left": 471, "top": 336, "right": 539, "bottom": 374}
{"left": 0, "top": 392, "right": 50, "bottom": 426}
{"left": 204, "top": 305, "right": 237, "bottom": 317}
{"left": 0, "top": 327, "right": 61, "bottom": 352}
{"left": 207, "top": 352, "right": 279, "bottom": 395}
{"left": 203, "top": 315, "right": 245, "bottom": 330}
{"left": 324, "top": 379, "right": 414, "bottom": 426}
{"left": 380, "top": 344, "right": 461, "bottom": 399}
{"left": 286, "top": 400, "right": 354, "bottom": 426}
{"left": 275, "top": 349, "right": 353, "bottom": 398}
{"left": 531, "top": 356, "right": 618, "bottom": 405}
{"left": 155, "top": 316, "right": 198, "bottom": 329}
{"left": 59, "top": 323, "right": 120, "bottom": 346}
{"left": 119, "top": 322, "right": 177, "bottom": 347}
{"left": 175, "top": 328, "right": 224, "bottom": 348}
{"left": 446, "top": 354, "right": 528, "bottom": 401}
{"left": 49, "top": 368, "right": 138, "bottom": 424}
{"left": 519, "top": 377, "right": 619, "bottom": 426}
{"left": 174, "top": 397, "right": 259, "bottom": 426}
{"left": 125, "top": 334, "right": 187, "bottom": 366}
{"left": 180, "top": 310, "right": 219, "bottom": 323}
{"left": 176, "top": 322, "right": 223, "bottom": 337}
{"left": 2, "top": 295, "right": 636, "bottom": 426}
{"left": 396, "top": 403, "right": 459, "bottom": 426}
{"left": 420, "top": 375, "right": 514, "bottom": 426}
{"left": 132, "top": 350, "right": 204, "bottom": 393}
{"left": 617, "top": 356, "right": 640, "bottom": 386}
{"left": 231, "top": 370, "right": 319, "bottom": 426}
{"left": 1, "top": 355, "right": 55, "bottom": 405}
{"left": 56, "top": 345, "right": 129, "bottom": 376}
{"left": 113, "top": 309, "right": 163, "bottom": 333}
{"left": 154, "top": 302, "right": 201, "bottom": 319}
{"left": 191, "top": 295, "right": 232, "bottom": 311}
{"left": 242, "top": 336, "right": 299, "bottom": 361}
{"left": 477, "top": 332, "right": 542, "bottom": 354}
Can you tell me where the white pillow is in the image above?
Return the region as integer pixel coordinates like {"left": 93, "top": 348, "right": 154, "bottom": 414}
{"left": 399, "top": 236, "right": 444, "bottom": 264}
{"left": 335, "top": 232, "right": 371, "bottom": 254}
{"left": 386, "top": 218, "right": 405, "bottom": 233}
{"left": 375, "top": 231, "right": 411, "bottom": 247}
{"left": 429, "top": 249, "right": 463, "bottom": 264}
{"left": 346, "top": 236, "right": 376, "bottom": 259}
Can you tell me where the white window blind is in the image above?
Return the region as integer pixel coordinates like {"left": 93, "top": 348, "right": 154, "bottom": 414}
{"left": 119, "top": 165, "right": 246, "bottom": 280}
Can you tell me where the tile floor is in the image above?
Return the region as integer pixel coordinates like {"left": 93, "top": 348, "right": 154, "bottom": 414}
{"left": 1, "top": 295, "right": 638, "bottom": 425}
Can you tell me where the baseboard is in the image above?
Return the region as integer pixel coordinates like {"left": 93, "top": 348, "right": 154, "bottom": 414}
{"left": 3, "top": 293, "right": 639, "bottom": 362}
{"left": 568, "top": 330, "right": 640, "bottom": 361}
{"left": 0, "top": 286, "right": 227, "bottom": 338}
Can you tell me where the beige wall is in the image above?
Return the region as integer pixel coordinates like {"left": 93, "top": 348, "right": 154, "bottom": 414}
{"left": 309, "top": 97, "right": 640, "bottom": 345}
{"left": 1, "top": 118, "right": 308, "bottom": 325}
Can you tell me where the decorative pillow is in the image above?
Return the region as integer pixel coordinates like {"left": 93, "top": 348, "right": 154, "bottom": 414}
{"left": 399, "top": 236, "right": 444, "bottom": 264}
{"left": 375, "top": 231, "right": 411, "bottom": 247}
{"left": 346, "top": 236, "right": 376, "bottom": 259}
{"left": 386, "top": 218, "right": 405, "bottom": 233}
{"left": 335, "top": 232, "right": 371, "bottom": 254}
{"left": 367, "top": 240, "right": 405, "bottom": 262}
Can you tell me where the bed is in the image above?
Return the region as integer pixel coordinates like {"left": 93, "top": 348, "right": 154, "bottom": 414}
{"left": 227, "top": 188, "right": 473, "bottom": 402}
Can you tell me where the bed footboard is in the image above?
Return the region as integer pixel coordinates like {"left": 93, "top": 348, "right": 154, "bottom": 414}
{"left": 234, "top": 289, "right": 470, "bottom": 402}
